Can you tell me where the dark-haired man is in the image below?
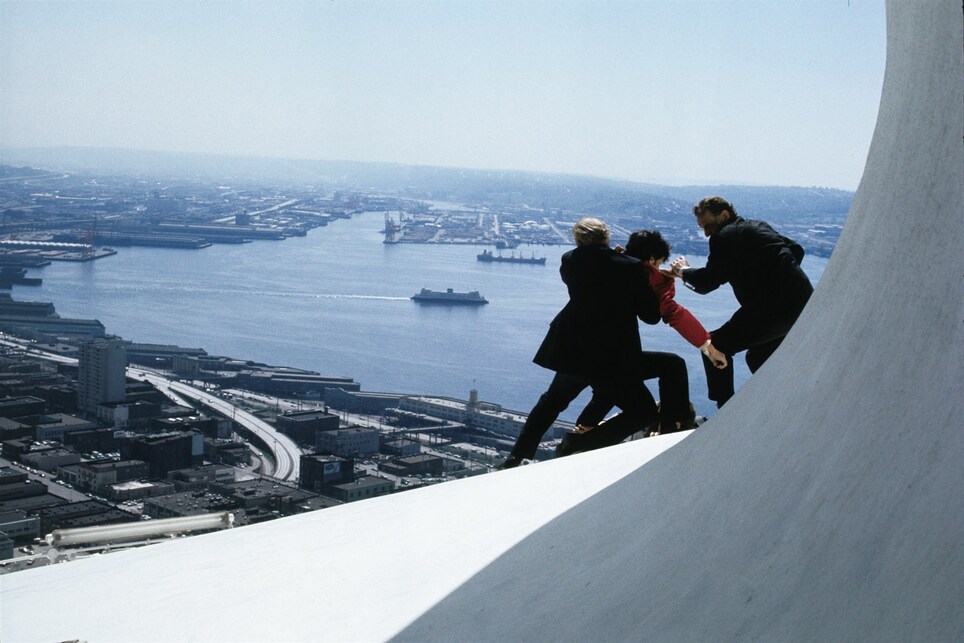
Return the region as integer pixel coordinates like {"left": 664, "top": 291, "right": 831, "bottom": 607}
{"left": 573, "top": 229, "right": 727, "bottom": 437}
{"left": 671, "top": 197, "right": 813, "bottom": 408}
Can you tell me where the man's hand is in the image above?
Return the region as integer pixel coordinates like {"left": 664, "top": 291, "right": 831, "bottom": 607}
{"left": 700, "top": 340, "right": 728, "bottom": 369}
{"left": 706, "top": 343, "right": 728, "bottom": 369}
{"left": 670, "top": 256, "right": 690, "bottom": 277}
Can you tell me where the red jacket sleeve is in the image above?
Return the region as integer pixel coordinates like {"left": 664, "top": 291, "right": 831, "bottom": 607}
{"left": 649, "top": 269, "right": 711, "bottom": 348}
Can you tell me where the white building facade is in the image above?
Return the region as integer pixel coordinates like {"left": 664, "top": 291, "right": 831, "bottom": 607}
{"left": 78, "top": 339, "right": 127, "bottom": 412}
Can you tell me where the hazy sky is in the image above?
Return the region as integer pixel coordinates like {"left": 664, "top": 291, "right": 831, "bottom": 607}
{"left": 1, "top": 0, "right": 885, "bottom": 189}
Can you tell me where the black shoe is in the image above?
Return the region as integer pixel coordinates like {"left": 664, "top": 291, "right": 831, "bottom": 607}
{"left": 661, "top": 404, "right": 698, "bottom": 434}
{"left": 555, "top": 433, "right": 580, "bottom": 458}
{"left": 680, "top": 403, "right": 698, "bottom": 431}
{"left": 498, "top": 455, "right": 524, "bottom": 470}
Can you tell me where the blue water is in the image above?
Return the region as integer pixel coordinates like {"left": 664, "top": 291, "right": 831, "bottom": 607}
{"left": 19, "top": 213, "right": 827, "bottom": 421}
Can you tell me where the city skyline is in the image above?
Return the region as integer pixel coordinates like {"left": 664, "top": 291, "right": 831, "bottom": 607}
{"left": 1, "top": 0, "right": 886, "bottom": 190}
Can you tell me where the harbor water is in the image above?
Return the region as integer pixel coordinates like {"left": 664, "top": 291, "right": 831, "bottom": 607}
{"left": 20, "top": 213, "right": 828, "bottom": 421}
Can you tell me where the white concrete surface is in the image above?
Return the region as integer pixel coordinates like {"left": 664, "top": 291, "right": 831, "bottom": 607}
{"left": 0, "top": 433, "right": 688, "bottom": 642}
{"left": 1, "top": 1, "right": 961, "bottom": 640}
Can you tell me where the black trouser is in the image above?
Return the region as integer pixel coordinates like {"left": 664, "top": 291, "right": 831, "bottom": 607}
{"left": 576, "top": 351, "right": 688, "bottom": 432}
{"left": 509, "top": 371, "right": 658, "bottom": 461}
{"left": 706, "top": 304, "right": 804, "bottom": 407}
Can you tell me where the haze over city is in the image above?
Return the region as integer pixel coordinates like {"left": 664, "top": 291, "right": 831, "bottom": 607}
{"left": 1, "top": 0, "right": 885, "bottom": 190}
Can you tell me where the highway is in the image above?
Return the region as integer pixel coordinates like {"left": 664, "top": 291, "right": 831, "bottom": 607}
{"left": 128, "top": 369, "right": 301, "bottom": 482}
{"left": 0, "top": 335, "right": 301, "bottom": 482}
{"left": 0, "top": 338, "right": 78, "bottom": 364}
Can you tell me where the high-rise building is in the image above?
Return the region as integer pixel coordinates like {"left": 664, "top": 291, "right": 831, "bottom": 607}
{"left": 78, "top": 339, "right": 127, "bottom": 412}
{"left": 121, "top": 431, "right": 202, "bottom": 478}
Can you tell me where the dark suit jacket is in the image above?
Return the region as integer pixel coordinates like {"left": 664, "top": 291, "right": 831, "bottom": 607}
{"left": 533, "top": 244, "right": 660, "bottom": 379}
{"left": 682, "top": 216, "right": 813, "bottom": 313}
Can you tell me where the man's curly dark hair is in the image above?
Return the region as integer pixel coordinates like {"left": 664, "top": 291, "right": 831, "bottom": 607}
{"left": 625, "top": 229, "right": 672, "bottom": 262}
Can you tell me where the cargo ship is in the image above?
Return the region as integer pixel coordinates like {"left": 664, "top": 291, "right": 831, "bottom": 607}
{"left": 0, "top": 267, "right": 42, "bottom": 288}
{"left": 477, "top": 249, "right": 546, "bottom": 265}
{"left": 411, "top": 288, "right": 489, "bottom": 305}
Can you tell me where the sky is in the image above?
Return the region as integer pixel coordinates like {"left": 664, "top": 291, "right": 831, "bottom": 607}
{"left": 0, "top": 0, "right": 886, "bottom": 190}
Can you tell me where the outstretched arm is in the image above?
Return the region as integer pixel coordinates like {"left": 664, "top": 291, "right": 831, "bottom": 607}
{"left": 651, "top": 270, "right": 711, "bottom": 348}
{"left": 673, "top": 244, "right": 728, "bottom": 294}
{"left": 651, "top": 269, "right": 727, "bottom": 368}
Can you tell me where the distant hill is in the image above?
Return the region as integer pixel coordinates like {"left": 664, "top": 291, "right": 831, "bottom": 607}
{"left": 0, "top": 146, "right": 852, "bottom": 225}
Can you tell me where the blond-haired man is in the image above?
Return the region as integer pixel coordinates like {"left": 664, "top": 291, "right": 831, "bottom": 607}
{"left": 500, "top": 218, "right": 661, "bottom": 468}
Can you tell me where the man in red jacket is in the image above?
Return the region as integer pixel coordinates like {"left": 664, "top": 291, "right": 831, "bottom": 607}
{"left": 572, "top": 230, "right": 727, "bottom": 438}
{"left": 499, "top": 218, "right": 662, "bottom": 469}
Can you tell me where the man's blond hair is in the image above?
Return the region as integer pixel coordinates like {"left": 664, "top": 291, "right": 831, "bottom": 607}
{"left": 572, "top": 217, "right": 610, "bottom": 247}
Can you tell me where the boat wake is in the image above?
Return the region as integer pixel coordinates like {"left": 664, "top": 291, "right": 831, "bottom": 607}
{"left": 243, "top": 291, "right": 410, "bottom": 301}
{"left": 96, "top": 284, "right": 410, "bottom": 301}
{"left": 313, "top": 294, "right": 410, "bottom": 301}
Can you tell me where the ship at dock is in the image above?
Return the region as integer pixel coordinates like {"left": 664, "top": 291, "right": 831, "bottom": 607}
{"left": 411, "top": 288, "right": 489, "bottom": 305}
{"left": 477, "top": 249, "right": 546, "bottom": 265}
{"left": 0, "top": 267, "right": 42, "bottom": 288}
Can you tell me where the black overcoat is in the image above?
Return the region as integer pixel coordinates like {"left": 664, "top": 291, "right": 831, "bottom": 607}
{"left": 533, "top": 244, "right": 660, "bottom": 379}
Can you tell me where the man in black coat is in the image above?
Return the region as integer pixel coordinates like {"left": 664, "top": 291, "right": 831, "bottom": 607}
{"left": 671, "top": 196, "right": 813, "bottom": 408}
{"left": 500, "top": 217, "right": 661, "bottom": 469}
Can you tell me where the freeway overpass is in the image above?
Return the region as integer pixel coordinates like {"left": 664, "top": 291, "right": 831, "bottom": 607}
{"left": 128, "top": 369, "right": 301, "bottom": 482}
{"left": 0, "top": 336, "right": 301, "bottom": 481}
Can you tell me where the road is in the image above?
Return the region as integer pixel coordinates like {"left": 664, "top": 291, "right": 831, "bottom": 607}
{"left": 0, "top": 335, "right": 301, "bottom": 482}
{"left": 0, "top": 338, "right": 77, "bottom": 364}
{"left": 128, "top": 369, "right": 301, "bottom": 482}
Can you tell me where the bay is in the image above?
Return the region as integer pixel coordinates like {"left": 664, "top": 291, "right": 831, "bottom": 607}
{"left": 19, "top": 213, "right": 827, "bottom": 421}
